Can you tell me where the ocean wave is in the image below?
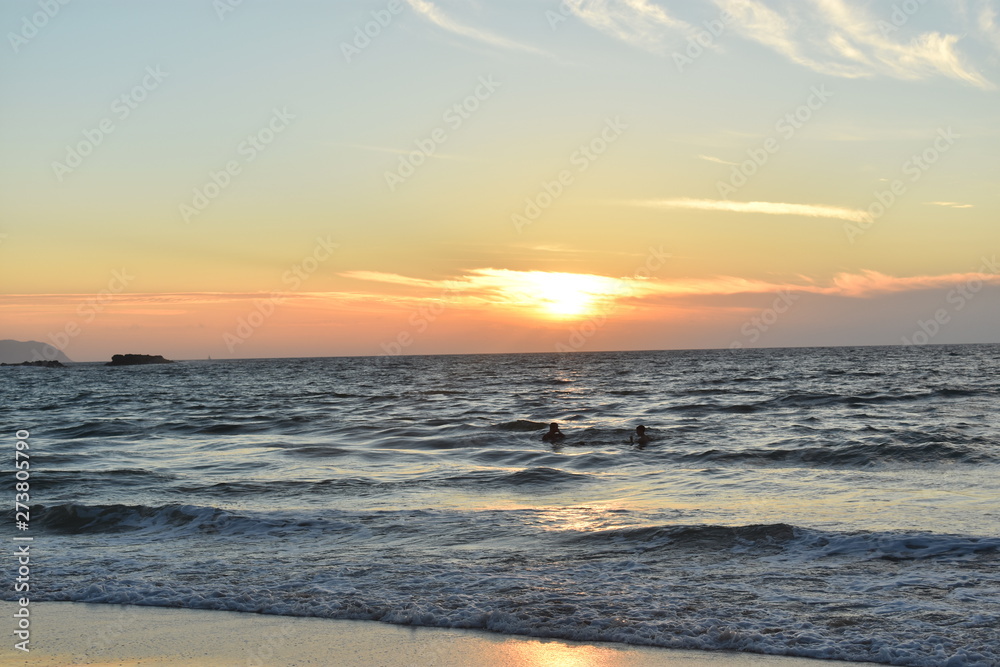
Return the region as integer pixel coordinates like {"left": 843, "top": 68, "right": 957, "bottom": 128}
{"left": 275, "top": 445, "right": 353, "bottom": 458}
{"left": 160, "top": 465, "right": 590, "bottom": 499}
{"left": 493, "top": 419, "right": 550, "bottom": 432}
{"left": 28, "top": 468, "right": 177, "bottom": 491}
{"left": 559, "top": 523, "right": 798, "bottom": 551}
{"left": 29, "top": 503, "right": 357, "bottom": 537}
{"left": 49, "top": 420, "right": 143, "bottom": 438}
{"left": 664, "top": 387, "right": 989, "bottom": 415}
{"left": 679, "top": 441, "right": 992, "bottom": 467}
{"left": 557, "top": 522, "right": 1000, "bottom": 562}
{"left": 485, "top": 467, "right": 588, "bottom": 486}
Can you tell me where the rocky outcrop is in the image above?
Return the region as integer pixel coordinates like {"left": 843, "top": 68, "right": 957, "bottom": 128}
{"left": 106, "top": 354, "right": 174, "bottom": 366}
{"left": 1, "top": 360, "right": 65, "bottom": 368}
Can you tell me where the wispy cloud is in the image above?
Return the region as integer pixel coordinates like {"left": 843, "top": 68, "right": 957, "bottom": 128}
{"left": 339, "top": 271, "right": 447, "bottom": 289}
{"left": 826, "top": 269, "right": 1000, "bottom": 297}
{"left": 697, "top": 154, "right": 740, "bottom": 166}
{"left": 404, "top": 0, "right": 550, "bottom": 56}
{"left": 924, "top": 201, "right": 975, "bottom": 208}
{"left": 977, "top": 0, "right": 1000, "bottom": 53}
{"left": 341, "top": 267, "right": 1000, "bottom": 307}
{"left": 561, "top": 0, "right": 993, "bottom": 88}
{"left": 562, "top": 0, "right": 694, "bottom": 54}
{"left": 628, "top": 197, "right": 873, "bottom": 223}
{"left": 10, "top": 268, "right": 996, "bottom": 327}
{"left": 339, "top": 143, "right": 471, "bottom": 161}
{"left": 716, "top": 0, "right": 994, "bottom": 89}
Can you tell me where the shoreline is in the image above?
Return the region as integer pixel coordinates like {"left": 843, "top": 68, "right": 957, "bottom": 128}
{"left": 1, "top": 602, "right": 878, "bottom": 666}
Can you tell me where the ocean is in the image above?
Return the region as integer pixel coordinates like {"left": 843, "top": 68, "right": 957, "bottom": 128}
{"left": 3, "top": 345, "right": 999, "bottom": 665}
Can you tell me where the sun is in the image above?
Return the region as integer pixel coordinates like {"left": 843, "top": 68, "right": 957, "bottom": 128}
{"left": 527, "top": 272, "right": 621, "bottom": 319}
{"left": 463, "top": 268, "right": 630, "bottom": 321}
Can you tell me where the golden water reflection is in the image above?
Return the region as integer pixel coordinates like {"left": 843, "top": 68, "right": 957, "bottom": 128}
{"left": 530, "top": 505, "right": 635, "bottom": 534}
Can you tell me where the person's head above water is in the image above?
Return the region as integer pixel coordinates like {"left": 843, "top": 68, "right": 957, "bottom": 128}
{"left": 631, "top": 424, "right": 650, "bottom": 446}
{"left": 543, "top": 422, "right": 565, "bottom": 442}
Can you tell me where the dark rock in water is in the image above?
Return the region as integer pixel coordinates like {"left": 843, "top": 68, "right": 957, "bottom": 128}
{"left": 106, "top": 354, "right": 174, "bottom": 367}
{"left": 1, "top": 360, "right": 65, "bottom": 368}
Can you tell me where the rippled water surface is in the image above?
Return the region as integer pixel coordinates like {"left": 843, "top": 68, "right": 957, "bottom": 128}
{"left": 3, "top": 346, "right": 998, "bottom": 665}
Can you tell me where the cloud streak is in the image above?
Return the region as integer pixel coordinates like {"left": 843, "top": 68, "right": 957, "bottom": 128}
{"left": 339, "top": 143, "right": 471, "bottom": 162}
{"left": 561, "top": 0, "right": 694, "bottom": 54}
{"left": 698, "top": 154, "right": 740, "bottom": 166}
{"left": 404, "top": 0, "right": 550, "bottom": 56}
{"left": 342, "top": 265, "right": 1000, "bottom": 304}
{"left": 925, "top": 201, "right": 975, "bottom": 209}
{"left": 562, "top": 0, "right": 993, "bottom": 88}
{"left": 628, "top": 198, "right": 873, "bottom": 223}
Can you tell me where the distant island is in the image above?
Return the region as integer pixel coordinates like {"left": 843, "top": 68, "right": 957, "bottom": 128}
{"left": 106, "top": 354, "right": 175, "bottom": 367}
{"left": 0, "top": 339, "right": 73, "bottom": 365}
{"left": 1, "top": 360, "right": 65, "bottom": 368}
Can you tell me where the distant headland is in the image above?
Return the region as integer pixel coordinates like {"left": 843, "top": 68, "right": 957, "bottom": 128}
{"left": 106, "top": 354, "right": 175, "bottom": 367}
{"left": 0, "top": 339, "right": 73, "bottom": 365}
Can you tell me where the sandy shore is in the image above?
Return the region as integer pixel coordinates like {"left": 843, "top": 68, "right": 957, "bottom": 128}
{"left": 0, "top": 602, "right": 875, "bottom": 666}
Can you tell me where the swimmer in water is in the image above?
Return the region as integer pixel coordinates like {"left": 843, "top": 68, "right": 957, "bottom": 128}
{"left": 630, "top": 424, "right": 651, "bottom": 446}
{"left": 542, "top": 422, "right": 565, "bottom": 443}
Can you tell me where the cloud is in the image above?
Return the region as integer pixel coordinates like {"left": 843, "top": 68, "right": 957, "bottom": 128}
{"left": 719, "top": 0, "right": 994, "bottom": 88}
{"left": 697, "top": 154, "right": 740, "bottom": 166}
{"left": 404, "top": 0, "right": 550, "bottom": 56}
{"left": 561, "top": 0, "right": 694, "bottom": 54}
{"left": 628, "top": 197, "right": 873, "bottom": 223}
{"left": 562, "top": 0, "right": 993, "bottom": 88}
{"left": 341, "top": 265, "right": 1000, "bottom": 307}
{"left": 9, "top": 268, "right": 998, "bottom": 330}
{"left": 975, "top": 0, "right": 1000, "bottom": 54}
{"left": 924, "top": 201, "right": 975, "bottom": 208}
{"left": 339, "top": 143, "right": 471, "bottom": 161}
{"left": 826, "top": 269, "right": 1000, "bottom": 297}
{"left": 338, "top": 271, "right": 447, "bottom": 289}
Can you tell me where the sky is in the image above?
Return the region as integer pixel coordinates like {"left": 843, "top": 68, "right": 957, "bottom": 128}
{"left": 1, "top": 0, "right": 998, "bottom": 361}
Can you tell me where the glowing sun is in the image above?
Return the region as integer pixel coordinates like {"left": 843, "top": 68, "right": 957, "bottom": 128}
{"left": 524, "top": 272, "right": 624, "bottom": 319}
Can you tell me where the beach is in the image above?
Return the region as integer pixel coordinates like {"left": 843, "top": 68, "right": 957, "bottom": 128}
{"left": 1, "top": 602, "right": 878, "bottom": 666}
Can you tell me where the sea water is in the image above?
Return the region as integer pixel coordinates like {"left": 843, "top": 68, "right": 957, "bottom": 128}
{"left": 2, "top": 345, "right": 998, "bottom": 665}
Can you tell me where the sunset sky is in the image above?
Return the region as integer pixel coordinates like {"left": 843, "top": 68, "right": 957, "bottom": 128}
{"left": 2, "top": 0, "right": 998, "bottom": 360}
